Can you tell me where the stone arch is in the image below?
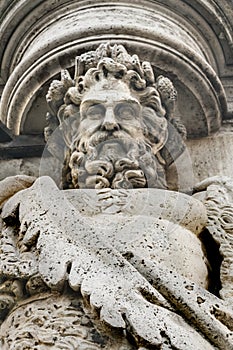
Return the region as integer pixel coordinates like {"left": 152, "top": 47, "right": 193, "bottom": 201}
{"left": 0, "top": 0, "right": 232, "bottom": 137}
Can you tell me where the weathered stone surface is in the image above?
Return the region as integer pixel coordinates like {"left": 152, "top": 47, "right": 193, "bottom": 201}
{"left": 0, "top": 175, "right": 35, "bottom": 207}
{"left": 186, "top": 130, "right": 233, "bottom": 182}
{"left": 0, "top": 19, "right": 232, "bottom": 348}
{"left": 0, "top": 176, "right": 233, "bottom": 349}
{"left": 65, "top": 188, "right": 208, "bottom": 288}
{"left": 0, "top": 293, "right": 136, "bottom": 350}
{"left": 194, "top": 176, "right": 233, "bottom": 304}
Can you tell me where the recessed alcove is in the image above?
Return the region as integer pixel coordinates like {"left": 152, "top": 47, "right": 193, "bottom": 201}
{"left": 1, "top": 0, "right": 231, "bottom": 138}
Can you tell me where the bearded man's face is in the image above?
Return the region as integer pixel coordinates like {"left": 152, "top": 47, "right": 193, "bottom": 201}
{"left": 69, "top": 78, "right": 166, "bottom": 189}
{"left": 76, "top": 78, "right": 144, "bottom": 154}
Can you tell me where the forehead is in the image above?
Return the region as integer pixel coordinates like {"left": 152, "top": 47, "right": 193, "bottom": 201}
{"left": 81, "top": 78, "right": 140, "bottom": 105}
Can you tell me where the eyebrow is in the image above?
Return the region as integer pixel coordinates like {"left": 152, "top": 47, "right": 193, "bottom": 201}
{"left": 81, "top": 98, "right": 140, "bottom": 106}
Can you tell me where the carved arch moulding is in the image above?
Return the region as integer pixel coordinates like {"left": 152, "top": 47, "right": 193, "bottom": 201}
{"left": 0, "top": 0, "right": 233, "bottom": 140}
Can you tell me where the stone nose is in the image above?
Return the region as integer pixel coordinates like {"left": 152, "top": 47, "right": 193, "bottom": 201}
{"left": 101, "top": 107, "right": 119, "bottom": 131}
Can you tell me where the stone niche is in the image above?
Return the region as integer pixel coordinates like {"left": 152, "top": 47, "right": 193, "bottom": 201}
{"left": 0, "top": 0, "right": 231, "bottom": 136}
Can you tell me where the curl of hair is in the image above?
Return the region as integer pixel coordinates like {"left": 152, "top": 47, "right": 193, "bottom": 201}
{"left": 123, "top": 70, "right": 146, "bottom": 90}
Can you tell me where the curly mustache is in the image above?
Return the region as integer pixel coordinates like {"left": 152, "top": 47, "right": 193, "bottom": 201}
{"left": 76, "top": 129, "right": 137, "bottom": 154}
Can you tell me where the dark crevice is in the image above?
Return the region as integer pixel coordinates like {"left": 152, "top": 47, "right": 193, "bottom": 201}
{"left": 2, "top": 204, "right": 20, "bottom": 226}
{"left": 199, "top": 228, "right": 222, "bottom": 297}
{"left": 66, "top": 262, "right": 72, "bottom": 274}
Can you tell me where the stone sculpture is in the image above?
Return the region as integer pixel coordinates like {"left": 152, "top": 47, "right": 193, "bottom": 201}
{"left": 0, "top": 43, "right": 232, "bottom": 350}
{"left": 45, "top": 43, "right": 186, "bottom": 190}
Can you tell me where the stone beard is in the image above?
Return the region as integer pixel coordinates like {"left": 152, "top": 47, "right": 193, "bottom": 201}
{"left": 63, "top": 78, "right": 168, "bottom": 190}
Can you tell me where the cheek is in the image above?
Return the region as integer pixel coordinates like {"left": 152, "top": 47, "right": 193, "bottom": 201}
{"left": 79, "top": 119, "right": 101, "bottom": 133}
{"left": 121, "top": 120, "right": 143, "bottom": 135}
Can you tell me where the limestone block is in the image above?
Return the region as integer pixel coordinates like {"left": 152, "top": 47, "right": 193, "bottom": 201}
{"left": 166, "top": 128, "right": 233, "bottom": 191}
{"left": 186, "top": 130, "right": 233, "bottom": 182}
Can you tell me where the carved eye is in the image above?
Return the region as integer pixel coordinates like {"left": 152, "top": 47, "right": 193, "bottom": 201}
{"left": 86, "top": 104, "right": 105, "bottom": 120}
{"left": 115, "top": 103, "right": 135, "bottom": 120}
